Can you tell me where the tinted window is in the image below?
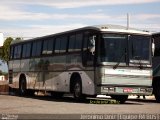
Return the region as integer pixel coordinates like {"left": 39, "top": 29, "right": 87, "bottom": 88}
{"left": 68, "top": 35, "right": 75, "bottom": 52}
{"left": 36, "top": 41, "right": 42, "bottom": 56}
{"left": 60, "top": 36, "right": 67, "bottom": 53}
{"left": 55, "top": 37, "right": 67, "bottom": 53}
{"left": 14, "top": 45, "right": 22, "bottom": 59}
{"left": 129, "top": 35, "right": 150, "bottom": 61}
{"left": 42, "top": 40, "right": 48, "bottom": 54}
{"left": 55, "top": 38, "right": 61, "bottom": 53}
{"left": 10, "top": 46, "right": 14, "bottom": 59}
{"left": 100, "top": 34, "right": 127, "bottom": 63}
{"left": 26, "top": 43, "right": 31, "bottom": 57}
{"left": 42, "top": 39, "right": 53, "bottom": 55}
{"left": 22, "top": 43, "right": 31, "bottom": 58}
{"left": 75, "top": 33, "right": 83, "bottom": 51}
{"left": 31, "top": 41, "right": 42, "bottom": 57}
{"left": 32, "top": 42, "right": 37, "bottom": 56}
{"left": 47, "top": 39, "right": 53, "bottom": 54}
{"left": 83, "top": 32, "right": 89, "bottom": 51}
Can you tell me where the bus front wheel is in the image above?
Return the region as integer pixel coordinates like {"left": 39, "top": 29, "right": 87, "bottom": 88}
{"left": 111, "top": 95, "right": 128, "bottom": 104}
{"left": 73, "top": 79, "right": 85, "bottom": 101}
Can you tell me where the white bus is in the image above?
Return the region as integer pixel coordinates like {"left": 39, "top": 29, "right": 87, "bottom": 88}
{"left": 8, "top": 25, "right": 153, "bottom": 103}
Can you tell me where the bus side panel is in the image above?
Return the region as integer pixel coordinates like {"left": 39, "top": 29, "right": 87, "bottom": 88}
{"left": 51, "top": 55, "right": 69, "bottom": 92}
{"left": 81, "top": 69, "right": 95, "bottom": 95}
{"left": 67, "top": 53, "right": 95, "bottom": 95}
{"left": 27, "top": 58, "right": 53, "bottom": 91}
{"left": 11, "top": 60, "right": 21, "bottom": 89}
{"left": 27, "top": 56, "right": 70, "bottom": 92}
{"left": 20, "top": 59, "right": 31, "bottom": 89}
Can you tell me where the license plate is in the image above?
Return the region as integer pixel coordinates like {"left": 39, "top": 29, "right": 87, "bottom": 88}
{"left": 123, "top": 88, "right": 133, "bottom": 93}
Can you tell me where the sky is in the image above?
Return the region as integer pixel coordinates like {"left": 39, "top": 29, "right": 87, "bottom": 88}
{"left": 0, "top": 0, "right": 160, "bottom": 72}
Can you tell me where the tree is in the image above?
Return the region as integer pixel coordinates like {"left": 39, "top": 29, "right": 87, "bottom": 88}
{"left": 0, "top": 37, "right": 23, "bottom": 65}
{"left": 15, "top": 37, "right": 23, "bottom": 41}
{"left": 0, "top": 37, "right": 13, "bottom": 64}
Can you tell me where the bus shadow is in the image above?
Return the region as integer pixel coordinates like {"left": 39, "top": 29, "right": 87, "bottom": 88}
{"left": 25, "top": 95, "right": 91, "bottom": 104}
{"left": 23, "top": 94, "right": 142, "bottom": 105}
{"left": 127, "top": 98, "right": 157, "bottom": 103}
{"left": 9, "top": 91, "right": 147, "bottom": 105}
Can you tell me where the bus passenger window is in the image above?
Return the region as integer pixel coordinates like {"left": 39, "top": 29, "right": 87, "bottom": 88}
{"left": 60, "top": 36, "right": 67, "bottom": 53}
{"left": 22, "top": 43, "right": 31, "bottom": 58}
{"left": 47, "top": 39, "right": 53, "bottom": 54}
{"left": 68, "top": 35, "right": 75, "bottom": 52}
{"left": 26, "top": 43, "right": 31, "bottom": 57}
{"left": 14, "top": 45, "right": 22, "bottom": 59}
{"left": 31, "top": 41, "right": 42, "bottom": 57}
{"left": 55, "top": 38, "right": 61, "bottom": 53}
{"left": 42, "top": 40, "right": 48, "bottom": 54}
{"left": 75, "top": 33, "right": 83, "bottom": 51}
{"left": 42, "top": 39, "right": 53, "bottom": 55}
{"left": 10, "top": 46, "right": 14, "bottom": 59}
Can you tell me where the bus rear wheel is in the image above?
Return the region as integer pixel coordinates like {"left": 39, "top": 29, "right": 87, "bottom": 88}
{"left": 111, "top": 95, "right": 128, "bottom": 104}
{"left": 153, "top": 79, "right": 160, "bottom": 103}
{"left": 73, "top": 79, "right": 85, "bottom": 101}
{"left": 19, "top": 77, "right": 27, "bottom": 96}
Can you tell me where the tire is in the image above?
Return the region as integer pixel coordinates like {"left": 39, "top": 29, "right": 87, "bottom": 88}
{"left": 153, "top": 79, "right": 160, "bottom": 103}
{"left": 19, "top": 77, "right": 27, "bottom": 96}
{"left": 73, "top": 78, "right": 85, "bottom": 101}
{"left": 111, "top": 95, "right": 128, "bottom": 104}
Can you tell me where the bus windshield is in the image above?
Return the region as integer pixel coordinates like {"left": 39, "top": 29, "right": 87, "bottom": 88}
{"left": 99, "top": 33, "right": 151, "bottom": 66}
{"left": 99, "top": 34, "right": 127, "bottom": 65}
{"left": 129, "top": 35, "right": 151, "bottom": 65}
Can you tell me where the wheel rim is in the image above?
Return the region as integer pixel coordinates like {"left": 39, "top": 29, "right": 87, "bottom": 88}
{"left": 74, "top": 83, "right": 81, "bottom": 98}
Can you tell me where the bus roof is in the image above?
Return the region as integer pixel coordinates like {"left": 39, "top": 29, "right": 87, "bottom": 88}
{"left": 11, "top": 24, "right": 151, "bottom": 45}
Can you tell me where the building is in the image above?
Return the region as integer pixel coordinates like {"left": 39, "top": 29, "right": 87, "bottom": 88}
{"left": 0, "top": 75, "right": 8, "bottom": 81}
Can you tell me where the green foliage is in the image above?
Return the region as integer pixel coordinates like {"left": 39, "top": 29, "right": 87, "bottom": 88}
{"left": 0, "top": 37, "right": 13, "bottom": 63}
{"left": 0, "top": 37, "right": 23, "bottom": 65}
{"left": 15, "top": 37, "right": 23, "bottom": 41}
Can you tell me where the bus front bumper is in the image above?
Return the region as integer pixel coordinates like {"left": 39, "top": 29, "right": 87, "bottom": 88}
{"left": 97, "top": 86, "right": 153, "bottom": 95}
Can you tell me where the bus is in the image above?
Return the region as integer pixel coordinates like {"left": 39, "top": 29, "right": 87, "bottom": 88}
{"left": 152, "top": 32, "right": 160, "bottom": 103}
{"left": 8, "top": 24, "right": 153, "bottom": 103}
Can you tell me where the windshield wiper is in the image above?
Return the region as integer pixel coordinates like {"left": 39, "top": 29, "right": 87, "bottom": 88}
{"left": 113, "top": 52, "right": 126, "bottom": 69}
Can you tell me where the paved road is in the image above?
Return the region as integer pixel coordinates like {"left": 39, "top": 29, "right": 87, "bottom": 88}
{"left": 0, "top": 94, "right": 159, "bottom": 114}
{"left": 0, "top": 94, "right": 160, "bottom": 119}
